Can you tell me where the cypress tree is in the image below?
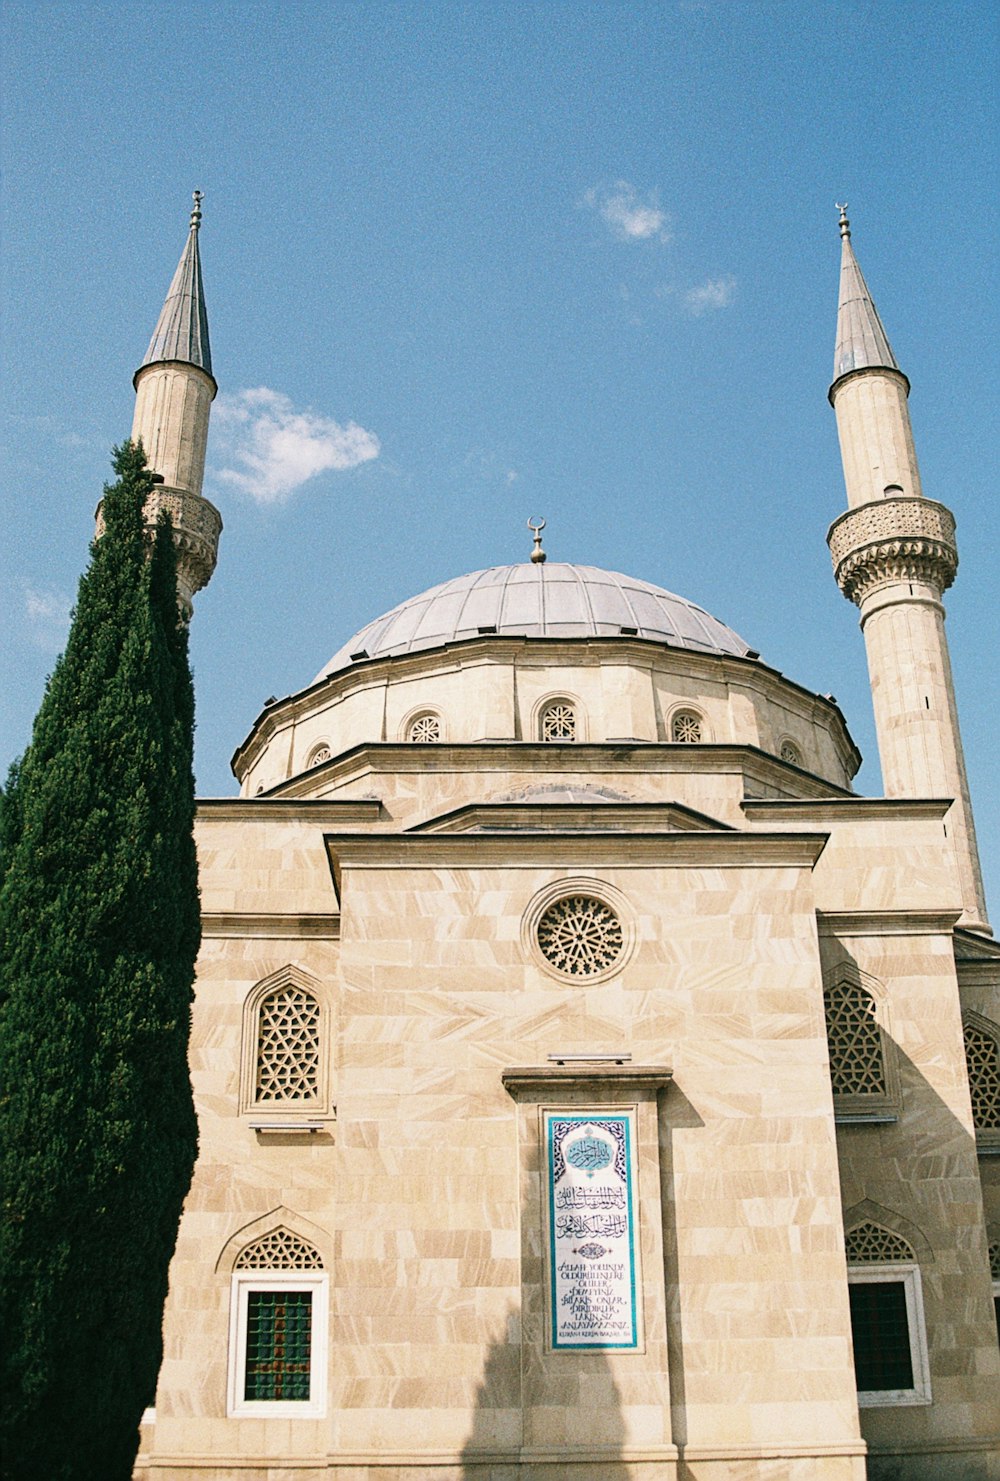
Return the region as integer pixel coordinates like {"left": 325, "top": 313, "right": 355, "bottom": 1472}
{"left": 0, "top": 442, "right": 200, "bottom": 1481}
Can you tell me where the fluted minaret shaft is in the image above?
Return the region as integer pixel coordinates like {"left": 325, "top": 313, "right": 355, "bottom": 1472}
{"left": 124, "top": 192, "right": 222, "bottom": 617}
{"left": 827, "top": 208, "right": 988, "bottom": 931}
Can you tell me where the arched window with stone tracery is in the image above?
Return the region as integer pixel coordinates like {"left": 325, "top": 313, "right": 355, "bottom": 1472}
{"left": 407, "top": 711, "right": 442, "bottom": 743}
{"left": 671, "top": 710, "right": 702, "bottom": 744}
{"left": 823, "top": 969, "right": 898, "bottom": 1120}
{"left": 964, "top": 1014, "right": 1000, "bottom": 1149}
{"left": 241, "top": 967, "right": 329, "bottom": 1120}
{"left": 540, "top": 700, "right": 577, "bottom": 743}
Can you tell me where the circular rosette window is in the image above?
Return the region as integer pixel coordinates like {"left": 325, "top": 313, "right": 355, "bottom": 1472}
{"left": 523, "top": 880, "right": 634, "bottom": 984}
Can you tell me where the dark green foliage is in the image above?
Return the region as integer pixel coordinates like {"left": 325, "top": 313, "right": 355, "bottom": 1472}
{"left": 0, "top": 443, "right": 200, "bottom": 1481}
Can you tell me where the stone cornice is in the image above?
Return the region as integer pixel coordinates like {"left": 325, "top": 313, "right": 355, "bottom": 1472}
{"left": 408, "top": 800, "right": 732, "bottom": 834}
{"left": 828, "top": 360, "right": 910, "bottom": 405}
{"left": 953, "top": 925, "right": 1000, "bottom": 962}
{"left": 201, "top": 913, "right": 341, "bottom": 939}
{"left": 256, "top": 742, "right": 854, "bottom": 803}
{"left": 743, "top": 797, "right": 952, "bottom": 822}
{"left": 502, "top": 1064, "right": 672, "bottom": 1094}
{"left": 324, "top": 829, "right": 829, "bottom": 899}
{"left": 827, "top": 497, "right": 957, "bottom": 606}
{"left": 817, "top": 909, "right": 963, "bottom": 937}
{"left": 196, "top": 798, "right": 382, "bottom": 823}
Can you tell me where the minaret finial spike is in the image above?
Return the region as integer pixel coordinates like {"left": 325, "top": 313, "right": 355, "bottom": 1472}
{"left": 190, "top": 190, "right": 203, "bottom": 232}
{"left": 527, "top": 516, "right": 547, "bottom": 564}
{"left": 836, "top": 201, "right": 850, "bottom": 239}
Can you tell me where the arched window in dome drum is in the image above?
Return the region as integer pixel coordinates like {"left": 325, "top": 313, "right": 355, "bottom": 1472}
{"left": 407, "top": 712, "right": 441, "bottom": 744}
{"left": 541, "top": 701, "right": 576, "bottom": 743}
{"left": 671, "top": 710, "right": 702, "bottom": 744}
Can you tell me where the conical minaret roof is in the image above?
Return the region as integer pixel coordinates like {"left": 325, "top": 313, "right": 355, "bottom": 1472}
{"left": 831, "top": 205, "right": 900, "bottom": 391}
{"left": 136, "top": 192, "right": 213, "bottom": 382}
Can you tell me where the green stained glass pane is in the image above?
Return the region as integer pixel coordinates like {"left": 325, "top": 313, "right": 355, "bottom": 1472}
{"left": 244, "top": 1290, "right": 312, "bottom": 1401}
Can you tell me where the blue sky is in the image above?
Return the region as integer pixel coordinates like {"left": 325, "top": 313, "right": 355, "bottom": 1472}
{"left": 2, "top": 1, "right": 998, "bottom": 906}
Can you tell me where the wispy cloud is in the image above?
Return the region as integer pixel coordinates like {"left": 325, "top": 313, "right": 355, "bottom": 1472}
{"left": 25, "top": 586, "right": 73, "bottom": 651}
{"left": 212, "top": 387, "right": 380, "bottom": 505}
{"left": 583, "top": 181, "right": 670, "bottom": 243}
{"left": 684, "top": 275, "right": 736, "bottom": 315}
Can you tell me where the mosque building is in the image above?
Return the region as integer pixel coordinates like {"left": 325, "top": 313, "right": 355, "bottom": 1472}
{"left": 130, "top": 198, "right": 998, "bottom": 1480}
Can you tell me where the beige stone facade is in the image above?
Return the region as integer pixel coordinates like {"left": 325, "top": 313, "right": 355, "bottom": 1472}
{"left": 132, "top": 209, "right": 999, "bottom": 1480}
{"left": 133, "top": 633, "right": 1000, "bottom": 1480}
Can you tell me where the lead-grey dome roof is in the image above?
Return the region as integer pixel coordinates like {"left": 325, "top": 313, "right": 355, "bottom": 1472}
{"left": 315, "top": 563, "right": 751, "bottom": 681}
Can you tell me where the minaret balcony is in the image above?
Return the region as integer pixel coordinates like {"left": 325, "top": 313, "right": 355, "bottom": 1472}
{"left": 827, "top": 496, "right": 957, "bottom": 605}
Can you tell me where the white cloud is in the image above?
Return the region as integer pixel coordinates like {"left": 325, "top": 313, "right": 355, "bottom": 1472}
{"left": 583, "top": 181, "right": 670, "bottom": 242}
{"left": 212, "top": 387, "right": 380, "bottom": 505}
{"left": 25, "top": 586, "right": 73, "bottom": 651}
{"left": 684, "top": 275, "right": 736, "bottom": 315}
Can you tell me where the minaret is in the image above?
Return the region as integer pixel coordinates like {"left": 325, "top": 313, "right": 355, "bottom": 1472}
{"left": 826, "top": 205, "right": 989, "bottom": 931}
{"left": 108, "top": 191, "right": 222, "bottom": 619}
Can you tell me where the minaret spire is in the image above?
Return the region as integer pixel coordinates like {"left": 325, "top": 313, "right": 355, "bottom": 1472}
{"left": 831, "top": 204, "right": 899, "bottom": 387}
{"left": 137, "top": 189, "right": 213, "bottom": 381}
{"left": 101, "top": 192, "right": 223, "bottom": 619}
{"left": 826, "top": 208, "right": 989, "bottom": 931}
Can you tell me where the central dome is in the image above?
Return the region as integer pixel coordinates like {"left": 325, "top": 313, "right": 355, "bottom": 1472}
{"left": 315, "top": 563, "right": 751, "bottom": 681}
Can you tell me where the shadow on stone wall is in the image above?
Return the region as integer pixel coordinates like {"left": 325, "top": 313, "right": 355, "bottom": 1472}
{"left": 831, "top": 946, "right": 999, "bottom": 1481}
{"left": 657, "top": 1081, "right": 704, "bottom": 1467}
{"left": 459, "top": 1303, "right": 627, "bottom": 1480}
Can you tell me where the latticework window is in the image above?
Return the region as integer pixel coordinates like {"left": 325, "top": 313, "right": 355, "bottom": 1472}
{"left": 541, "top": 703, "right": 576, "bottom": 742}
{"left": 672, "top": 711, "right": 702, "bottom": 744}
{"left": 964, "top": 1022, "right": 1000, "bottom": 1131}
{"left": 235, "top": 1229, "right": 323, "bottom": 1271}
{"left": 845, "top": 1222, "right": 914, "bottom": 1265}
{"left": 537, "top": 895, "right": 624, "bottom": 977}
{"left": 309, "top": 745, "right": 331, "bottom": 767}
{"left": 255, "top": 986, "right": 321, "bottom": 1102}
{"left": 824, "top": 978, "right": 886, "bottom": 1097}
{"left": 988, "top": 1240, "right": 1000, "bottom": 1281}
{"left": 408, "top": 713, "right": 441, "bottom": 743}
{"left": 779, "top": 740, "right": 801, "bottom": 765}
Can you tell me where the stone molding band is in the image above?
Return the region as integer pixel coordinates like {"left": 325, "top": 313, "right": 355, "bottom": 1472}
{"left": 827, "top": 497, "right": 957, "bottom": 606}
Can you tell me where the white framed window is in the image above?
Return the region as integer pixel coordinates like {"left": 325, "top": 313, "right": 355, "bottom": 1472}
{"left": 845, "top": 1221, "right": 931, "bottom": 1407}
{"left": 779, "top": 738, "right": 801, "bottom": 765}
{"left": 847, "top": 1266, "right": 931, "bottom": 1407}
{"left": 228, "top": 1271, "right": 328, "bottom": 1417}
{"left": 308, "top": 743, "right": 332, "bottom": 768}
